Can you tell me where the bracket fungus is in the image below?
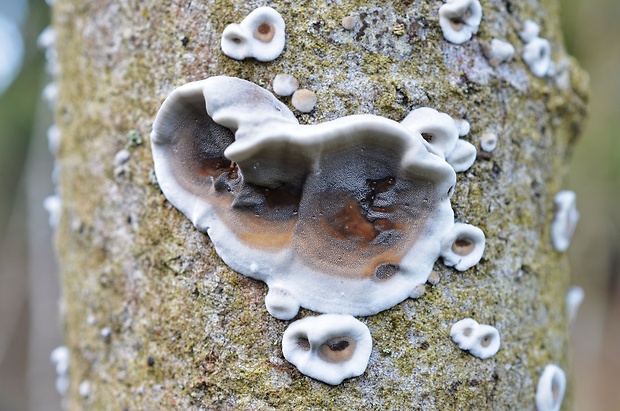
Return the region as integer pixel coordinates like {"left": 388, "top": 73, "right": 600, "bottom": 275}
{"left": 450, "top": 318, "right": 500, "bottom": 359}
{"left": 551, "top": 190, "right": 579, "bottom": 252}
{"left": 281, "top": 314, "right": 372, "bottom": 385}
{"left": 151, "top": 76, "right": 485, "bottom": 318}
{"left": 438, "top": 0, "right": 482, "bottom": 45}
{"left": 535, "top": 364, "right": 566, "bottom": 411}
{"left": 221, "top": 7, "right": 285, "bottom": 62}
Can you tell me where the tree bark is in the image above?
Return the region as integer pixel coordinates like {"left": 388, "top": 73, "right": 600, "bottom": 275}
{"left": 53, "top": 0, "right": 588, "bottom": 409}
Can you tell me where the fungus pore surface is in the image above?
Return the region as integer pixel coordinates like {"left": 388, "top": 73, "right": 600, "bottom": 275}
{"left": 151, "top": 76, "right": 485, "bottom": 317}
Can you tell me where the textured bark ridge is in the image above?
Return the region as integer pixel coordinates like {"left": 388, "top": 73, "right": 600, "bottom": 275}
{"left": 54, "top": 0, "right": 588, "bottom": 409}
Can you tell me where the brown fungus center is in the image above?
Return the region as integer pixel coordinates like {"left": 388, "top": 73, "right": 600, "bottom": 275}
{"left": 480, "top": 333, "right": 494, "bottom": 348}
{"left": 318, "top": 337, "right": 357, "bottom": 363}
{"left": 452, "top": 237, "right": 475, "bottom": 255}
{"left": 254, "top": 21, "right": 275, "bottom": 42}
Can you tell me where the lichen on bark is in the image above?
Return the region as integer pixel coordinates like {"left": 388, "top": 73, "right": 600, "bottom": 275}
{"left": 53, "top": 0, "right": 587, "bottom": 409}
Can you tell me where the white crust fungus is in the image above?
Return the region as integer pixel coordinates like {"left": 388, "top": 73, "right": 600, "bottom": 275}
{"left": 440, "top": 223, "right": 485, "bottom": 270}
{"left": 483, "top": 39, "right": 515, "bottom": 66}
{"left": 551, "top": 190, "right": 579, "bottom": 252}
{"left": 282, "top": 314, "right": 372, "bottom": 385}
{"left": 450, "top": 318, "right": 500, "bottom": 359}
{"left": 519, "top": 20, "right": 553, "bottom": 77}
{"left": 272, "top": 74, "right": 299, "bottom": 97}
{"left": 565, "top": 285, "right": 584, "bottom": 326}
{"left": 523, "top": 37, "right": 552, "bottom": 78}
{"left": 535, "top": 364, "right": 566, "bottom": 411}
{"left": 480, "top": 132, "right": 498, "bottom": 152}
{"left": 50, "top": 346, "right": 70, "bottom": 395}
{"left": 150, "top": 76, "right": 485, "bottom": 318}
{"left": 221, "top": 7, "right": 285, "bottom": 62}
{"left": 438, "top": 0, "right": 482, "bottom": 45}
{"left": 291, "top": 89, "right": 317, "bottom": 113}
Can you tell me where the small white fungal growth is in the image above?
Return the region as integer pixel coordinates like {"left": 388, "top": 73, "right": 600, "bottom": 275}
{"left": 565, "top": 285, "right": 584, "bottom": 326}
{"left": 42, "top": 82, "right": 58, "bottom": 109}
{"left": 438, "top": 0, "right": 482, "bottom": 45}
{"left": 114, "top": 149, "right": 131, "bottom": 166}
{"left": 523, "top": 37, "right": 552, "bottom": 78}
{"left": 551, "top": 190, "right": 580, "bottom": 252}
{"left": 427, "top": 271, "right": 441, "bottom": 285}
{"left": 519, "top": 20, "right": 552, "bottom": 77}
{"left": 480, "top": 132, "right": 498, "bottom": 152}
{"left": 450, "top": 318, "right": 500, "bottom": 359}
{"left": 484, "top": 39, "right": 515, "bottom": 66}
{"left": 265, "top": 285, "right": 300, "bottom": 320}
{"left": 79, "top": 380, "right": 91, "bottom": 398}
{"left": 221, "top": 7, "right": 285, "bottom": 62}
{"left": 291, "top": 89, "right": 317, "bottom": 113}
{"left": 410, "top": 284, "right": 426, "bottom": 299}
{"left": 535, "top": 364, "right": 566, "bottom": 411}
{"left": 282, "top": 314, "right": 372, "bottom": 385}
{"left": 440, "top": 223, "right": 486, "bottom": 270}
{"left": 44, "top": 195, "right": 62, "bottom": 228}
{"left": 272, "top": 74, "right": 299, "bottom": 97}
{"left": 342, "top": 16, "right": 356, "bottom": 30}
{"left": 401, "top": 107, "right": 477, "bottom": 172}
{"left": 50, "top": 346, "right": 70, "bottom": 396}
{"left": 519, "top": 20, "right": 541, "bottom": 43}
{"left": 47, "top": 124, "right": 61, "bottom": 156}
{"left": 150, "top": 76, "right": 485, "bottom": 317}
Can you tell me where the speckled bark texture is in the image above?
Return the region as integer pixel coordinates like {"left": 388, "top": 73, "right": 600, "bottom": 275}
{"left": 54, "top": 0, "right": 588, "bottom": 409}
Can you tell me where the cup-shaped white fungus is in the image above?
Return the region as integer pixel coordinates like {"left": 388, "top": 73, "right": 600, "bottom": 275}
{"left": 565, "top": 285, "right": 584, "bottom": 326}
{"left": 401, "top": 107, "right": 477, "bottom": 172}
{"left": 440, "top": 223, "right": 485, "bottom": 271}
{"left": 221, "top": 7, "right": 285, "bottom": 62}
{"left": 535, "top": 364, "right": 566, "bottom": 411}
{"left": 484, "top": 39, "right": 515, "bottom": 66}
{"left": 519, "top": 20, "right": 541, "bottom": 43}
{"left": 523, "top": 37, "right": 552, "bottom": 78}
{"left": 551, "top": 190, "right": 579, "bottom": 252}
{"left": 438, "top": 0, "right": 482, "bottom": 45}
{"left": 150, "top": 76, "right": 486, "bottom": 318}
{"left": 450, "top": 318, "right": 500, "bottom": 359}
{"left": 282, "top": 314, "right": 372, "bottom": 385}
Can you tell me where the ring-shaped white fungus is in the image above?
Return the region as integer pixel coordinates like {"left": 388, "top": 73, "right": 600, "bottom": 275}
{"left": 282, "top": 314, "right": 372, "bottom": 385}
{"left": 221, "top": 7, "right": 285, "bottom": 62}
{"left": 440, "top": 223, "right": 485, "bottom": 271}
{"left": 523, "top": 37, "right": 552, "bottom": 78}
{"left": 450, "top": 318, "right": 500, "bottom": 359}
{"left": 551, "top": 190, "right": 579, "bottom": 252}
{"left": 535, "top": 364, "right": 566, "bottom": 411}
{"left": 480, "top": 132, "right": 498, "bottom": 152}
{"left": 438, "top": 0, "right": 482, "bottom": 45}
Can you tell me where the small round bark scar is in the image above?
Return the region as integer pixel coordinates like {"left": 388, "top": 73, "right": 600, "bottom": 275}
{"left": 150, "top": 76, "right": 486, "bottom": 318}
{"left": 281, "top": 314, "right": 372, "bottom": 385}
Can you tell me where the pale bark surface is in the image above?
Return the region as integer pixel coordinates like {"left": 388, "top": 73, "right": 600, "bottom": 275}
{"left": 54, "top": 0, "right": 588, "bottom": 409}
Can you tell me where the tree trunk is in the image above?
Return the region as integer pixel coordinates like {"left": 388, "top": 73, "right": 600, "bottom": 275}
{"left": 53, "top": 0, "right": 588, "bottom": 409}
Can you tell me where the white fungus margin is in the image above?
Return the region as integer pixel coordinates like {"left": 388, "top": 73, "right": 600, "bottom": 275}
{"left": 450, "top": 318, "right": 500, "bottom": 359}
{"left": 438, "top": 0, "right": 482, "bottom": 45}
{"left": 535, "top": 364, "right": 566, "bottom": 411}
{"left": 282, "top": 314, "right": 372, "bottom": 385}
{"left": 221, "top": 7, "right": 285, "bottom": 62}
{"left": 551, "top": 190, "right": 579, "bottom": 252}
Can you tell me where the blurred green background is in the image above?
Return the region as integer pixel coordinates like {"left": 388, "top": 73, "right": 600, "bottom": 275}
{"left": 0, "top": 0, "right": 618, "bottom": 409}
